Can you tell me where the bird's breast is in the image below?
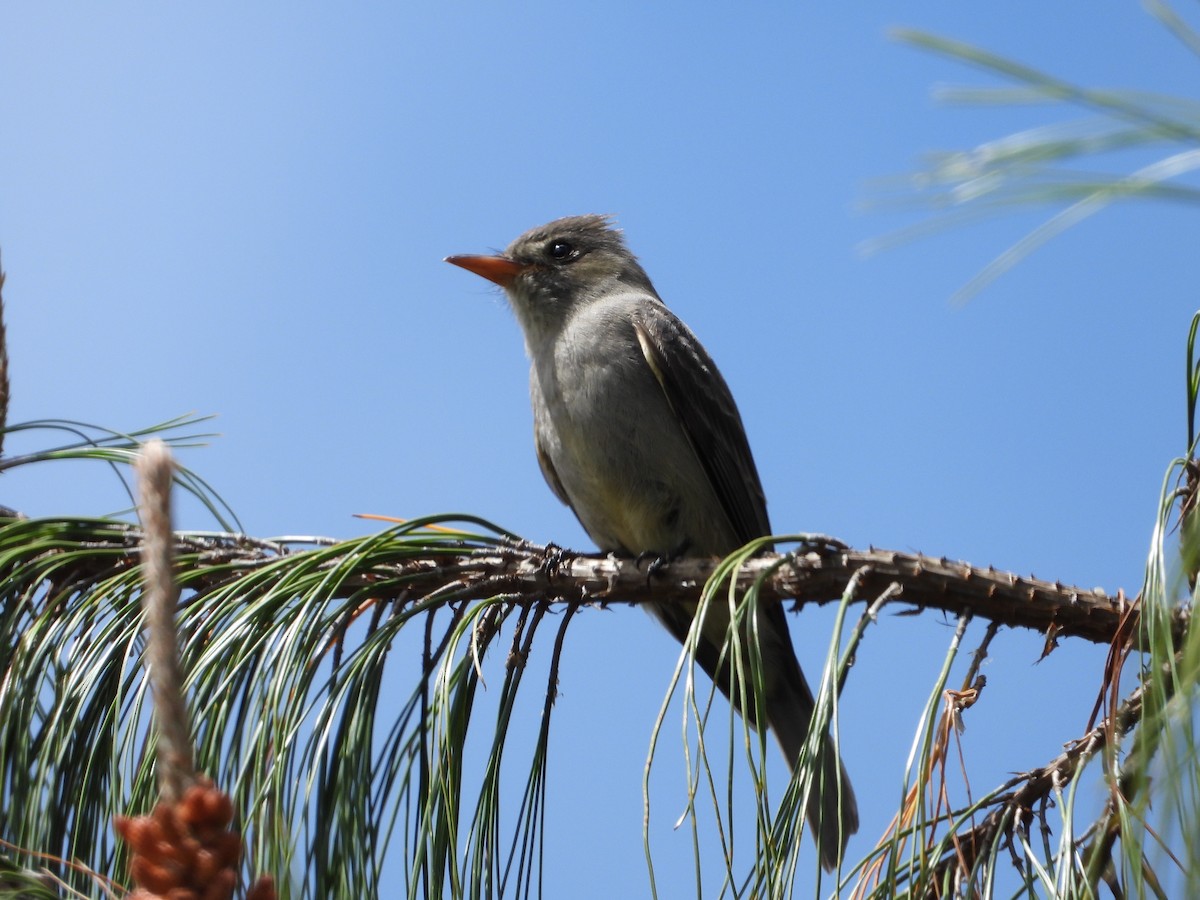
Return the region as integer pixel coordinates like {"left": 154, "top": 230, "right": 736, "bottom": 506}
{"left": 528, "top": 300, "right": 727, "bottom": 556}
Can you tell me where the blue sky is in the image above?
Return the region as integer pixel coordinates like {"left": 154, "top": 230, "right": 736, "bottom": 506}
{"left": 2, "top": 3, "right": 1197, "bottom": 895}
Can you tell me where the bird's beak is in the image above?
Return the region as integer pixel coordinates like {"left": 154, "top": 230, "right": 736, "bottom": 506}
{"left": 445, "top": 254, "right": 525, "bottom": 289}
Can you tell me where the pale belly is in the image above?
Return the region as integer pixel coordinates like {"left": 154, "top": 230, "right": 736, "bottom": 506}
{"left": 530, "top": 311, "right": 733, "bottom": 557}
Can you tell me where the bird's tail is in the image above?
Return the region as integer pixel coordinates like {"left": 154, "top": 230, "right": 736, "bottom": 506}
{"left": 650, "top": 599, "right": 858, "bottom": 871}
{"left": 766, "top": 668, "right": 859, "bottom": 873}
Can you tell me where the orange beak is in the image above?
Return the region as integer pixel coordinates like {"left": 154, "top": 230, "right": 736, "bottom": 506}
{"left": 445, "top": 254, "right": 526, "bottom": 289}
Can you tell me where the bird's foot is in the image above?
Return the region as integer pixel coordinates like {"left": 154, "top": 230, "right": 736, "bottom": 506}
{"left": 634, "top": 539, "right": 690, "bottom": 585}
{"left": 540, "top": 542, "right": 569, "bottom": 579}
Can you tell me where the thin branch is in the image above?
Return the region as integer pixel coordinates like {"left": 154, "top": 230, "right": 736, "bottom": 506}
{"left": 11, "top": 522, "right": 1162, "bottom": 648}
{"left": 134, "top": 440, "right": 194, "bottom": 803}
{"left": 927, "top": 677, "right": 1149, "bottom": 889}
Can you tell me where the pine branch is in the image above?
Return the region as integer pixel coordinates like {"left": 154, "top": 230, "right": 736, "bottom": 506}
{"left": 1, "top": 514, "right": 1172, "bottom": 895}
{"left": 3, "top": 519, "right": 1160, "bottom": 647}
{"left": 923, "top": 673, "right": 1151, "bottom": 895}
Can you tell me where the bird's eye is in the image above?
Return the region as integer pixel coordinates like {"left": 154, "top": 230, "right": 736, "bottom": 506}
{"left": 548, "top": 240, "right": 576, "bottom": 261}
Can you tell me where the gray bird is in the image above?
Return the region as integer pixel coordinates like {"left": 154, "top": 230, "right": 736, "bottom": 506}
{"left": 446, "top": 214, "right": 857, "bottom": 870}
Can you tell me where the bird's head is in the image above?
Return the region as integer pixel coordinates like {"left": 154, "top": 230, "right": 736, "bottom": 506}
{"left": 446, "top": 214, "right": 657, "bottom": 337}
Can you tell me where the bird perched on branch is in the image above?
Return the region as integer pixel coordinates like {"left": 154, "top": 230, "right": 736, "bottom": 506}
{"left": 447, "top": 214, "right": 857, "bottom": 870}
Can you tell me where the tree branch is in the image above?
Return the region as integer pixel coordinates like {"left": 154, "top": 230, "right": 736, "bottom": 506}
{"left": 927, "top": 674, "right": 1149, "bottom": 893}
{"left": 12, "top": 520, "right": 1170, "bottom": 648}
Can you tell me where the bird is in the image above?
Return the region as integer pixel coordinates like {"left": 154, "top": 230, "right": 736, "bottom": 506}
{"left": 446, "top": 214, "right": 857, "bottom": 870}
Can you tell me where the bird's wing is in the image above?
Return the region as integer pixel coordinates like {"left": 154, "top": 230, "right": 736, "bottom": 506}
{"left": 632, "top": 303, "right": 771, "bottom": 545}
{"left": 635, "top": 304, "right": 857, "bottom": 869}
{"left": 535, "top": 430, "right": 571, "bottom": 507}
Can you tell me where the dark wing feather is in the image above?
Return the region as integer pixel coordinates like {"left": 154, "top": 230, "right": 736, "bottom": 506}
{"left": 632, "top": 305, "right": 771, "bottom": 546}
{"left": 636, "top": 303, "right": 858, "bottom": 869}
{"left": 535, "top": 430, "right": 571, "bottom": 507}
